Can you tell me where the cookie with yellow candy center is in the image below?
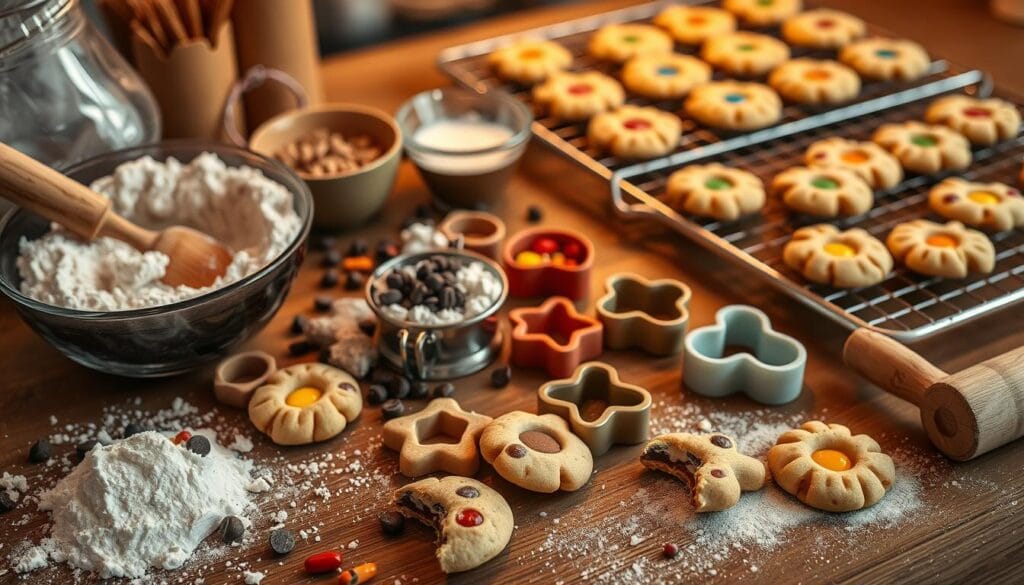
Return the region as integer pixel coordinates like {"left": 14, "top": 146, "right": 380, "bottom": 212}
{"left": 248, "top": 363, "right": 363, "bottom": 445}
{"left": 783, "top": 224, "right": 893, "bottom": 288}
{"left": 488, "top": 39, "right": 572, "bottom": 84}
{"left": 653, "top": 5, "right": 736, "bottom": 45}
{"left": 886, "top": 219, "right": 995, "bottom": 278}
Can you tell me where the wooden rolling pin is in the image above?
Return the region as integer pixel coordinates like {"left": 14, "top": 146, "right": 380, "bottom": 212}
{"left": 844, "top": 328, "right": 1024, "bottom": 461}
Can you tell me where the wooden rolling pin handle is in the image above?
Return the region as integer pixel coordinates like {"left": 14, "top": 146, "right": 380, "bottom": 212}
{"left": 0, "top": 142, "right": 113, "bottom": 241}
{"left": 843, "top": 328, "right": 948, "bottom": 407}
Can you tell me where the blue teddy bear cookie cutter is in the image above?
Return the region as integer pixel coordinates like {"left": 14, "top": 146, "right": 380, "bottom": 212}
{"left": 682, "top": 305, "right": 806, "bottom": 405}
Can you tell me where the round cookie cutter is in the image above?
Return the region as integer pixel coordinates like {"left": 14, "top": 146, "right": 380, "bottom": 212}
{"left": 440, "top": 210, "right": 506, "bottom": 260}
{"left": 213, "top": 350, "right": 277, "bottom": 409}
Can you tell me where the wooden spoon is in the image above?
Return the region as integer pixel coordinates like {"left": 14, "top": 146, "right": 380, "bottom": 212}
{"left": 0, "top": 143, "right": 232, "bottom": 288}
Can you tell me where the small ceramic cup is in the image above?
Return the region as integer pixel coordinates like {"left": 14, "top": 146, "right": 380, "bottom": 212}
{"left": 439, "top": 210, "right": 506, "bottom": 260}
{"left": 213, "top": 350, "right": 277, "bottom": 408}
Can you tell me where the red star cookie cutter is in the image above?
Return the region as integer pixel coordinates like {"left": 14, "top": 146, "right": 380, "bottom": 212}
{"left": 508, "top": 297, "right": 603, "bottom": 378}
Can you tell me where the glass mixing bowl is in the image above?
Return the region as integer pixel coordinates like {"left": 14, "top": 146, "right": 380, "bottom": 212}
{"left": 0, "top": 141, "right": 313, "bottom": 377}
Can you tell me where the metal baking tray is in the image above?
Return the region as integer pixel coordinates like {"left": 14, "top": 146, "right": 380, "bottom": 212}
{"left": 610, "top": 77, "right": 1024, "bottom": 342}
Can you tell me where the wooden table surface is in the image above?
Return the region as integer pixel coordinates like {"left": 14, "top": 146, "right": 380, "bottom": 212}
{"left": 2, "top": 1, "right": 1024, "bottom": 584}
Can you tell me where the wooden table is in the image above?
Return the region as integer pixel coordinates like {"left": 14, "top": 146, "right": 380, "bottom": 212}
{"left": 2, "top": 1, "right": 1023, "bottom": 583}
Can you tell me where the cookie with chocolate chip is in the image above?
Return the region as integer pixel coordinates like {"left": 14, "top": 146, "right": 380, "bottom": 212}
{"left": 479, "top": 411, "right": 593, "bottom": 493}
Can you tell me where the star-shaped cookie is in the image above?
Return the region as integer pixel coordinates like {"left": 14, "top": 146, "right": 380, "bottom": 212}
{"left": 382, "top": 397, "right": 493, "bottom": 478}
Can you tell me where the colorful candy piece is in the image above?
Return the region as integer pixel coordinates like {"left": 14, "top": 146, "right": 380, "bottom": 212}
{"left": 338, "top": 562, "right": 377, "bottom": 584}
{"left": 531, "top": 237, "right": 560, "bottom": 255}
{"left": 514, "top": 251, "right": 545, "bottom": 267}
{"left": 342, "top": 256, "right": 375, "bottom": 273}
{"left": 561, "top": 241, "right": 583, "bottom": 262}
{"left": 172, "top": 430, "right": 192, "bottom": 445}
{"left": 305, "top": 551, "right": 343, "bottom": 574}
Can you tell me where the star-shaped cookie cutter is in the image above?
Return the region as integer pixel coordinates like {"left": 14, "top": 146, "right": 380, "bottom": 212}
{"left": 537, "top": 361, "right": 652, "bottom": 455}
{"left": 596, "top": 272, "right": 692, "bottom": 356}
{"left": 509, "top": 296, "right": 603, "bottom": 378}
{"left": 382, "top": 397, "right": 493, "bottom": 477}
{"left": 683, "top": 305, "right": 806, "bottom": 405}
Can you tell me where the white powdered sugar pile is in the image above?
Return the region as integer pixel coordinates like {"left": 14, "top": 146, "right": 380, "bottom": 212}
{"left": 14, "top": 431, "right": 254, "bottom": 579}
{"left": 17, "top": 153, "right": 302, "bottom": 311}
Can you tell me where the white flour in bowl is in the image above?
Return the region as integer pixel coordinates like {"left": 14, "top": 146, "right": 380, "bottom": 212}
{"left": 16, "top": 153, "right": 302, "bottom": 311}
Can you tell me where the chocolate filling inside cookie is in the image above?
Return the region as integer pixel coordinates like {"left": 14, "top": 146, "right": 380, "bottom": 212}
{"left": 519, "top": 430, "right": 562, "bottom": 454}
{"left": 398, "top": 491, "right": 446, "bottom": 530}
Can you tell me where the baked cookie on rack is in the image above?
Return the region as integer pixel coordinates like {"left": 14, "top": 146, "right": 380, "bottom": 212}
{"left": 839, "top": 38, "right": 931, "bottom": 82}
{"left": 804, "top": 137, "right": 903, "bottom": 190}
{"left": 533, "top": 71, "right": 625, "bottom": 121}
{"left": 872, "top": 121, "right": 972, "bottom": 174}
{"left": 781, "top": 8, "right": 866, "bottom": 49}
{"left": 248, "top": 363, "right": 363, "bottom": 445}
{"left": 684, "top": 81, "right": 783, "bottom": 131}
{"left": 488, "top": 39, "right": 572, "bottom": 84}
{"left": 886, "top": 219, "right": 995, "bottom": 278}
{"left": 480, "top": 411, "right": 593, "bottom": 493}
{"left": 588, "top": 23, "right": 673, "bottom": 63}
{"left": 661, "top": 163, "right": 766, "bottom": 221}
{"left": 924, "top": 95, "right": 1022, "bottom": 146}
{"left": 928, "top": 178, "right": 1024, "bottom": 231}
{"left": 768, "top": 421, "right": 895, "bottom": 512}
{"left": 768, "top": 58, "right": 861, "bottom": 105}
{"left": 587, "top": 105, "right": 682, "bottom": 159}
{"left": 701, "top": 31, "right": 790, "bottom": 78}
{"left": 783, "top": 224, "right": 893, "bottom": 288}
{"left": 723, "top": 0, "right": 802, "bottom": 27}
{"left": 653, "top": 5, "right": 736, "bottom": 45}
{"left": 771, "top": 165, "right": 874, "bottom": 217}
{"left": 640, "top": 432, "right": 766, "bottom": 512}
{"left": 621, "top": 53, "right": 711, "bottom": 100}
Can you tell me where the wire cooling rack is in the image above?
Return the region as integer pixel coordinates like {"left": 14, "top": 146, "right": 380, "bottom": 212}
{"left": 610, "top": 81, "right": 1024, "bottom": 341}
{"left": 437, "top": 0, "right": 976, "bottom": 180}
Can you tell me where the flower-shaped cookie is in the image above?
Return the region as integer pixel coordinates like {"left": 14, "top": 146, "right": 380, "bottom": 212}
{"left": 509, "top": 296, "right": 603, "bottom": 378}
{"left": 928, "top": 178, "right": 1024, "bottom": 231}
{"left": 886, "top": 219, "right": 995, "bottom": 278}
{"left": 533, "top": 71, "right": 625, "bottom": 122}
{"left": 701, "top": 31, "right": 790, "bottom": 78}
{"left": 480, "top": 411, "right": 593, "bottom": 492}
{"left": 382, "top": 397, "right": 493, "bottom": 477}
{"left": 768, "top": 421, "right": 895, "bottom": 512}
{"left": 768, "top": 59, "right": 861, "bottom": 105}
{"left": 653, "top": 5, "right": 736, "bottom": 45}
{"left": 248, "top": 363, "right": 363, "bottom": 445}
{"left": 781, "top": 9, "right": 866, "bottom": 49}
{"left": 783, "top": 224, "right": 893, "bottom": 288}
{"left": 804, "top": 137, "right": 904, "bottom": 190}
{"left": 587, "top": 105, "right": 682, "bottom": 159}
{"left": 588, "top": 23, "right": 673, "bottom": 63}
{"left": 662, "top": 163, "right": 766, "bottom": 221}
{"left": 685, "top": 81, "right": 782, "bottom": 131}
{"left": 872, "top": 121, "right": 972, "bottom": 175}
{"left": 596, "top": 273, "right": 691, "bottom": 356}
{"left": 488, "top": 38, "right": 572, "bottom": 84}
{"left": 622, "top": 53, "right": 711, "bottom": 100}
{"left": 393, "top": 476, "right": 513, "bottom": 573}
{"left": 641, "top": 432, "right": 766, "bottom": 512}
{"left": 925, "top": 95, "right": 1022, "bottom": 146}
{"left": 771, "top": 165, "right": 874, "bottom": 217}
{"left": 840, "top": 38, "right": 931, "bottom": 81}
{"left": 723, "top": 0, "right": 802, "bottom": 26}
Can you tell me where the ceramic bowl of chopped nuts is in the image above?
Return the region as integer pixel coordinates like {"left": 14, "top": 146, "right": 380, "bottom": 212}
{"left": 250, "top": 103, "right": 402, "bottom": 230}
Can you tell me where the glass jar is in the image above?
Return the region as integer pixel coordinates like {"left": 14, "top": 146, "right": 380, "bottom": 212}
{"left": 0, "top": 0, "right": 160, "bottom": 170}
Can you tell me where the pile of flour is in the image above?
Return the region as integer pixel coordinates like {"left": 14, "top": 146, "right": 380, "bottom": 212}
{"left": 14, "top": 431, "right": 255, "bottom": 579}
{"left": 17, "top": 153, "right": 302, "bottom": 311}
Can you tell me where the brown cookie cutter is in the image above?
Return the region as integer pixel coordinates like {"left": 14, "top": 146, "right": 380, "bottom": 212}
{"left": 213, "top": 350, "right": 277, "bottom": 409}
{"left": 509, "top": 296, "right": 603, "bottom": 378}
{"left": 439, "top": 210, "right": 506, "bottom": 260}
{"left": 596, "top": 272, "right": 692, "bottom": 356}
{"left": 382, "top": 397, "right": 493, "bottom": 477}
{"left": 537, "top": 361, "right": 651, "bottom": 455}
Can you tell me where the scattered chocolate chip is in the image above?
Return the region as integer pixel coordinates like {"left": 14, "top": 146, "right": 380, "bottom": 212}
{"left": 663, "top": 542, "right": 679, "bottom": 558}
{"left": 710, "top": 468, "right": 726, "bottom": 478}
{"left": 123, "top": 423, "right": 145, "bottom": 438}
{"left": 490, "top": 365, "right": 512, "bottom": 389}
{"left": 28, "top": 439, "right": 50, "bottom": 463}
{"left": 456, "top": 486, "right": 480, "bottom": 499}
{"left": 290, "top": 315, "right": 308, "bottom": 335}
{"left": 710, "top": 435, "right": 733, "bottom": 449}
{"left": 527, "top": 205, "right": 543, "bottom": 223}
{"left": 345, "top": 271, "right": 365, "bottom": 291}
{"left": 321, "top": 249, "right": 342, "bottom": 267}
{"left": 76, "top": 439, "right": 98, "bottom": 460}
{"left": 219, "top": 515, "right": 245, "bottom": 543}
{"left": 314, "top": 296, "right": 333, "bottom": 312}
{"left": 320, "top": 269, "right": 339, "bottom": 288}
{"left": 432, "top": 383, "right": 455, "bottom": 398}
{"left": 289, "top": 340, "right": 315, "bottom": 356}
{"left": 367, "top": 384, "right": 389, "bottom": 405}
{"left": 186, "top": 435, "right": 211, "bottom": 457}
{"left": 378, "top": 510, "right": 405, "bottom": 536}
{"left": 314, "top": 236, "right": 337, "bottom": 251}
{"left": 409, "top": 382, "right": 430, "bottom": 399}
{"left": 347, "top": 239, "right": 369, "bottom": 257}
{"left": 339, "top": 382, "right": 357, "bottom": 392}
{"left": 0, "top": 491, "right": 15, "bottom": 513}
{"left": 270, "top": 528, "right": 295, "bottom": 556}
{"left": 375, "top": 240, "right": 399, "bottom": 264}
{"left": 381, "top": 399, "right": 405, "bottom": 419}
{"left": 505, "top": 444, "right": 527, "bottom": 458}
{"left": 388, "top": 376, "right": 411, "bottom": 400}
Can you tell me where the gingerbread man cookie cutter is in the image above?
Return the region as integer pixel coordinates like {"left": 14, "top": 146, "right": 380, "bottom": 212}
{"left": 382, "top": 397, "right": 493, "bottom": 478}
{"left": 214, "top": 351, "right": 277, "bottom": 409}
{"left": 683, "top": 305, "right": 806, "bottom": 405}
{"left": 596, "top": 273, "right": 692, "bottom": 356}
{"left": 537, "top": 361, "right": 652, "bottom": 455}
{"left": 509, "top": 296, "right": 603, "bottom": 378}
